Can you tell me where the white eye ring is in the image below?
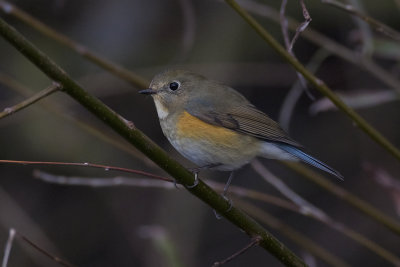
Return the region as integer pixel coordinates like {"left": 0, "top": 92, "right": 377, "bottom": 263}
{"left": 169, "top": 81, "right": 180, "bottom": 91}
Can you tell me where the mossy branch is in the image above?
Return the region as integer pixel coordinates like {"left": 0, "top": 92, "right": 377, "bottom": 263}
{"left": 0, "top": 17, "right": 307, "bottom": 267}
{"left": 225, "top": 0, "right": 400, "bottom": 162}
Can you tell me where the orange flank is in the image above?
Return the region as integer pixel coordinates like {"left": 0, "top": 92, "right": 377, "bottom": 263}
{"left": 176, "top": 111, "right": 242, "bottom": 145}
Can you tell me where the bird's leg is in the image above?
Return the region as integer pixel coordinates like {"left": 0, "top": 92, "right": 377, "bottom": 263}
{"left": 187, "top": 163, "right": 221, "bottom": 189}
{"left": 214, "top": 171, "right": 235, "bottom": 219}
{"left": 222, "top": 171, "right": 234, "bottom": 198}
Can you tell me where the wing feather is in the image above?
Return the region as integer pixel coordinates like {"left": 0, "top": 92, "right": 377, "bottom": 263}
{"left": 186, "top": 103, "right": 302, "bottom": 148}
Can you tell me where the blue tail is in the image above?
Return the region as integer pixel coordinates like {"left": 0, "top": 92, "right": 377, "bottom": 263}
{"left": 276, "top": 143, "right": 344, "bottom": 180}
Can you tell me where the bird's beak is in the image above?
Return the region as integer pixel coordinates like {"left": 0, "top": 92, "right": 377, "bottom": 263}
{"left": 139, "top": 88, "right": 157, "bottom": 95}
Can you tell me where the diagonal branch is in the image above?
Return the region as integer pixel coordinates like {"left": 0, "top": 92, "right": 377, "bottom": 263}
{"left": 322, "top": 0, "right": 400, "bottom": 42}
{"left": 0, "top": 17, "right": 307, "bottom": 267}
{"left": 225, "top": 0, "right": 400, "bottom": 162}
{"left": 0, "top": 1, "right": 148, "bottom": 89}
{"left": 0, "top": 82, "right": 61, "bottom": 119}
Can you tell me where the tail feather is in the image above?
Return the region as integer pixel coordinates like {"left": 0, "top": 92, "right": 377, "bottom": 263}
{"left": 276, "top": 143, "right": 344, "bottom": 180}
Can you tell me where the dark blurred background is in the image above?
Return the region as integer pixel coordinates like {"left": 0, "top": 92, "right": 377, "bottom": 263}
{"left": 0, "top": 0, "right": 399, "bottom": 266}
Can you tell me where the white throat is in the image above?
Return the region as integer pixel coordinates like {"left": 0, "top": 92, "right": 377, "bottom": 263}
{"left": 153, "top": 98, "right": 169, "bottom": 119}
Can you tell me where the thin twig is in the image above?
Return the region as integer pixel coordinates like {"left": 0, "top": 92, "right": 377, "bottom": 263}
{"left": 17, "top": 233, "right": 76, "bottom": 267}
{"left": 242, "top": 192, "right": 400, "bottom": 265}
{"left": 322, "top": 0, "right": 400, "bottom": 42}
{"left": 253, "top": 161, "right": 400, "bottom": 265}
{"left": 212, "top": 236, "right": 262, "bottom": 266}
{"left": 235, "top": 199, "right": 352, "bottom": 267}
{"left": 34, "top": 169, "right": 303, "bottom": 213}
{"left": 309, "top": 89, "right": 398, "bottom": 115}
{"left": 279, "top": 0, "right": 314, "bottom": 100}
{"left": 0, "top": 187, "right": 64, "bottom": 266}
{"left": 280, "top": 0, "right": 290, "bottom": 48}
{"left": 251, "top": 159, "right": 329, "bottom": 221}
{"left": 279, "top": 49, "right": 331, "bottom": 131}
{"left": 1, "top": 228, "right": 15, "bottom": 267}
{"left": 291, "top": 0, "right": 312, "bottom": 52}
{"left": 347, "top": 0, "right": 374, "bottom": 57}
{"left": 283, "top": 161, "right": 400, "bottom": 236}
{"left": 235, "top": 0, "right": 400, "bottom": 95}
{"left": 34, "top": 170, "right": 176, "bottom": 188}
{"left": 0, "top": 82, "right": 61, "bottom": 119}
{"left": 0, "top": 160, "right": 171, "bottom": 182}
{"left": 363, "top": 163, "right": 400, "bottom": 216}
{"left": 0, "top": 72, "right": 157, "bottom": 168}
{"left": 1, "top": 229, "right": 76, "bottom": 267}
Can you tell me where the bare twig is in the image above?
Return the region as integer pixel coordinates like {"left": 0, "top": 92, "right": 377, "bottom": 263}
{"left": 1, "top": 228, "right": 15, "bottom": 267}
{"left": 309, "top": 89, "right": 398, "bottom": 115}
{"left": 235, "top": 199, "right": 352, "bottom": 267}
{"left": 234, "top": 0, "right": 400, "bottom": 95}
{"left": 212, "top": 236, "right": 262, "bottom": 266}
{"left": 284, "top": 161, "right": 400, "bottom": 236}
{"left": 347, "top": 0, "right": 373, "bottom": 57}
{"left": 279, "top": 0, "right": 314, "bottom": 100}
{"left": 18, "top": 233, "right": 76, "bottom": 267}
{"left": 1, "top": 229, "right": 76, "bottom": 267}
{"left": 363, "top": 163, "right": 400, "bottom": 217}
{"left": 0, "top": 82, "right": 61, "bottom": 119}
{"left": 280, "top": 0, "right": 290, "bottom": 48}
{"left": 279, "top": 49, "right": 331, "bottom": 131}
{"left": 251, "top": 159, "right": 329, "bottom": 221}
{"left": 0, "top": 160, "right": 171, "bottom": 182}
{"left": 34, "top": 170, "right": 176, "bottom": 188}
{"left": 0, "top": 72, "right": 156, "bottom": 168}
{"left": 292, "top": 0, "right": 312, "bottom": 51}
{"left": 322, "top": 0, "right": 400, "bottom": 42}
{"left": 239, "top": 197, "right": 400, "bottom": 266}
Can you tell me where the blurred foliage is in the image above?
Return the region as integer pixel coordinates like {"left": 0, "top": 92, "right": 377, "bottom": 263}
{"left": 0, "top": 0, "right": 399, "bottom": 266}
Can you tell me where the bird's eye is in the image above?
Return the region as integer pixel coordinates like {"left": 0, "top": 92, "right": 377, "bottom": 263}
{"left": 169, "top": 81, "right": 180, "bottom": 91}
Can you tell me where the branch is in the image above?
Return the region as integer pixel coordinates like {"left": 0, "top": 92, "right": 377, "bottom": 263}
{"left": 0, "top": 1, "right": 148, "bottom": 89}
{"left": 32, "top": 171, "right": 400, "bottom": 265}
{"left": 284, "top": 161, "right": 400, "bottom": 236}
{"left": 0, "top": 82, "right": 60, "bottom": 119}
{"left": 322, "top": 0, "right": 400, "bottom": 42}
{"left": 235, "top": 199, "right": 352, "bottom": 267}
{"left": 225, "top": 0, "right": 400, "bottom": 162}
{"left": 279, "top": 0, "right": 314, "bottom": 100}
{"left": 0, "top": 72, "right": 156, "bottom": 168}
{"left": 235, "top": 0, "right": 400, "bottom": 96}
{"left": 0, "top": 17, "right": 307, "bottom": 267}
{"left": 2, "top": 228, "right": 15, "bottom": 267}
{"left": 0, "top": 160, "right": 170, "bottom": 182}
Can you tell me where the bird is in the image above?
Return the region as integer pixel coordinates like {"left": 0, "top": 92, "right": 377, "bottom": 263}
{"left": 139, "top": 70, "right": 343, "bottom": 193}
